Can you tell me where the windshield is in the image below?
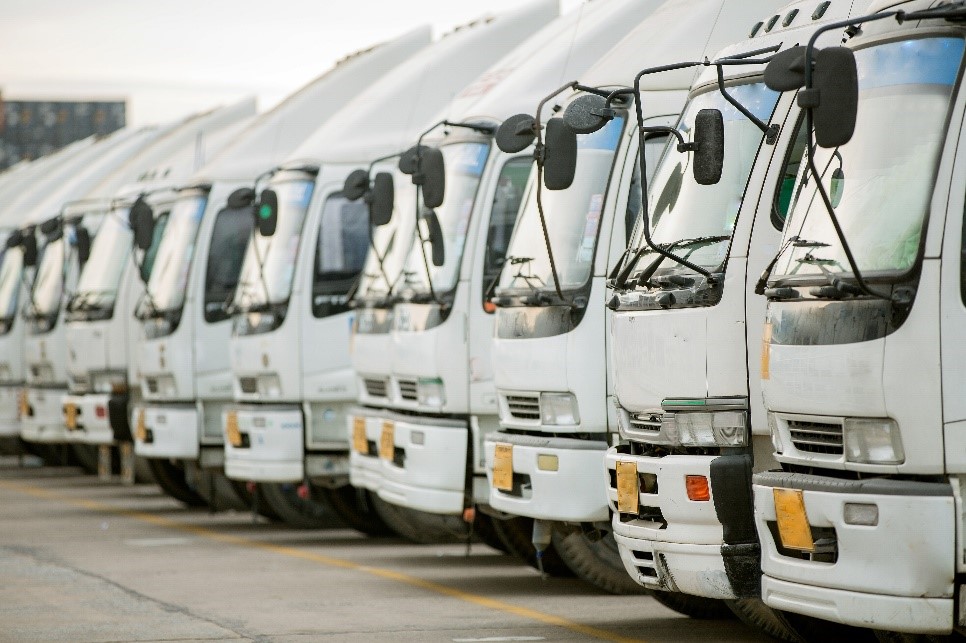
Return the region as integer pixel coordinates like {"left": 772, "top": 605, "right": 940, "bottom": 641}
{"left": 498, "top": 116, "right": 625, "bottom": 293}
{"left": 356, "top": 165, "right": 417, "bottom": 302}
{"left": 235, "top": 177, "right": 314, "bottom": 310}
{"left": 775, "top": 37, "right": 964, "bottom": 280}
{"left": 398, "top": 142, "right": 490, "bottom": 296}
{"left": 146, "top": 193, "right": 208, "bottom": 312}
{"left": 627, "top": 82, "right": 780, "bottom": 280}
{"left": 0, "top": 247, "right": 22, "bottom": 324}
{"left": 73, "top": 208, "right": 131, "bottom": 311}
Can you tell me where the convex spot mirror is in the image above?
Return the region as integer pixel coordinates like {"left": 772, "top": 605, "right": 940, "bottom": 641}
{"left": 563, "top": 94, "right": 614, "bottom": 134}
{"left": 226, "top": 187, "right": 256, "bottom": 209}
{"left": 343, "top": 169, "right": 370, "bottom": 201}
{"left": 255, "top": 189, "right": 278, "bottom": 237}
{"left": 74, "top": 225, "right": 91, "bottom": 264}
{"left": 764, "top": 46, "right": 808, "bottom": 91}
{"left": 495, "top": 114, "right": 536, "bottom": 153}
{"left": 418, "top": 147, "right": 445, "bottom": 209}
{"left": 543, "top": 118, "right": 577, "bottom": 191}
{"left": 422, "top": 210, "right": 445, "bottom": 267}
{"left": 692, "top": 109, "right": 725, "bottom": 186}
{"left": 369, "top": 172, "right": 394, "bottom": 227}
{"left": 129, "top": 196, "right": 156, "bottom": 251}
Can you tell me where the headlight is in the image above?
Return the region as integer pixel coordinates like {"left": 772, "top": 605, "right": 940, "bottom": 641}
{"left": 417, "top": 377, "right": 445, "bottom": 408}
{"left": 257, "top": 374, "right": 282, "bottom": 398}
{"left": 844, "top": 417, "right": 904, "bottom": 465}
{"left": 92, "top": 371, "right": 127, "bottom": 394}
{"left": 661, "top": 410, "right": 748, "bottom": 447}
{"left": 540, "top": 392, "right": 580, "bottom": 426}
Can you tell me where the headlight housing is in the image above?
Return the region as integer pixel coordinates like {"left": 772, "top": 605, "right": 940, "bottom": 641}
{"left": 844, "top": 417, "right": 904, "bottom": 465}
{"left": 257, "top": 374, "right": 282, "bottom": 398}
{"left": 661, "top": 410, "right": 748, "bottom": 447}
{"left": 540, "top": 392, "right": 580, "bottom": 426}
{"left": 416, "top": 377, "right": 445, "bottom": 408}
{"left": 92, "top": 371, "right": 127, "bottom": 394}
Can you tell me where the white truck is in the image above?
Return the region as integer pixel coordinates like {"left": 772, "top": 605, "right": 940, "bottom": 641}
{"left": 131, "top": 28, "right": 432, "bottom": 510}
{"left": 482, "top": 0, "right": 781, "bottom": 604}
{"left": 222, "top": 2, "right": 555, "bottom": 533}
{"left": 346, "top": 0, "right": 664, "bottom": 577}
{"left": 60, "top": 100, "right": 256, "bottom": 483}
{"left": 750, "top": 0, "right": 966, "bottom": 637}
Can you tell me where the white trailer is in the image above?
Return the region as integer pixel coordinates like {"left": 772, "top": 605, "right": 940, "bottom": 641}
{"left": 221, "top": 2, "right": 557, "bottom": 531}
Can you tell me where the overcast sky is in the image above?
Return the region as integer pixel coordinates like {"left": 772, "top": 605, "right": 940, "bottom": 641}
{"left": 0, "top": 0, "right": 582, "bottom": 126}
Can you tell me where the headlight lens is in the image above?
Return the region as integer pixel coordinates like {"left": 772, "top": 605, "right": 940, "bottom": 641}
{"left": 417, "top": 377, "right": 445, "bottom": 407}
{"left": 843, "top": 417, "right": 904, "bottom": 465}
{"left": 257, "top": 374, "right": 282, "bottom": 398}
{"left": 92, "top": 371, "right": 127, "bottom": 394}
{"left": 662, "top": 410, "right": 748, "bottom": 447}
{"left": 540, "top": 392, "right": 580, "bottom": 426}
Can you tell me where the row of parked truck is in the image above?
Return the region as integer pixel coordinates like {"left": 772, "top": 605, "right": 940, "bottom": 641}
{"left": 1, "top": 0, "right": 963, "bottom": 639}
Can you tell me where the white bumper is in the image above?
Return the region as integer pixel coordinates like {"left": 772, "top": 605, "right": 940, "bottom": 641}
{"left": 484, "top": 432, "right": 610, "bottom": 523}
{"left": 62, "top": 394, "right": 114, "bottom": 445}
{"left": 754, "top": 471, "right": 955, "bottom": 634}
{"left": 0, "top": 384, "right": 21, "bottom": 437}
{"left": 223, "top": 404, "right": 304, "bottom": 483}
{"left": 20, "top": 387, "right": 68, "bottom": 444}
{"left": 348, "top": 407, "right": 387, "bottom": 493}
{"left": 133, "top": 404, "right": 200, "bottom": 459}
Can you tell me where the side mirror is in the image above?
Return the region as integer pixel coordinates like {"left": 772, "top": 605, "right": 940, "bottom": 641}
{"left": 692, "top": 109, "right": 725, "bottom": 186}
{"left": 129, "top": 196, "right": 155, "bottom": 251}
{"left": 74, "top": 225, "right": 91, "bottom": 264}
{"left": 563, "top": 94, "right": 614, "bottom": 134}
{"left": 807, "top": 47, "right": 858, "bottom": 148}
{"left": 40, "top": 216, "right": 61, "bottom": 237}
{"left": 227, "top": 187, "right": 256, "bottom": 209}
{"left": 543, "top": 118, "right": 577, "bottom": 191}
{"left": 495, "top": 114, "right": 536, "bottom": 153}
{"left": 764, "top": 46, "right": 808, "bottom": 91}
{"left": 398, "top": 146, "right": 423, "bottom": 175}
{"left": 343, "top": 169, "right": 370, "bottom": 201}
{"left": 419, "top": 147, "right": 445, "bottom": 209}
{"left": 369, "top": 172, "right": 394, "bottom": 227}
{"left": 22, "top": 232, "right": 38, "bottom": 267}
{"left": 5, "top": 230, "right": 22, "bottom": 249}
{"left": 422, "top": 210, "right": 445, "bottom": 267}
{"left": 255, "top": 189, "right": 278, "bottom": 237}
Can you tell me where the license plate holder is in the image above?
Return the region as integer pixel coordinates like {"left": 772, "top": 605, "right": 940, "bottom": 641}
{"left": 379, "top": 421, "right": 395, "bottom": 461}
{"left": 64, "top": 403, "right": 78, "bottom": 430}
{"left": 492, "top": 443, "right": 513, "bottom": 491}
{"left": 225, "top": 410, "right": 243, "bottom": 448}
{"left": 134, "top": 410, "right": 147, "bottom": 443}
{"left": 773, "top": 487, "right": 815, "bottom": 552}
{"left": 616, "top": 461, "right": 640, "bottom": 514}
{"left": 352, "top": 417, "right": 368, "bottom": 455}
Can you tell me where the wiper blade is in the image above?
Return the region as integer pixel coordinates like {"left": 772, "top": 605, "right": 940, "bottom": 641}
{"left": 617, "top": 235, "right": 730, "bottom": 290}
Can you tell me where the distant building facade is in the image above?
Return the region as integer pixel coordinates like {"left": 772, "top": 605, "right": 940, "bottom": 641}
{"left": 0, "top": 94, "right": 126, "bottom": 169}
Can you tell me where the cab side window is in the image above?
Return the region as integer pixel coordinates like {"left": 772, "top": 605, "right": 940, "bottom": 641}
{"left": 204, "top": 206, "right": 253, "bottom": 322}
{"left": 482, "top": 157, "right": 531, "bottom": 311}
{"left": 772, "top": 117, "right": 809, "bottom": 230}
{"left": 140, "top": 212, "right": 169, "bottom": 283}
{"left": 312, "top": 193, "right": 369, "bottom": 318}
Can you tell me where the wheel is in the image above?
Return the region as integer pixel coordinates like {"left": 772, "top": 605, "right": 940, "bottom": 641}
{"left": 551, "top": 526, "right": 647, "bottom": 595}
{"left": 472, "top": 512, "right": 509, "bottom": 553}
{"left": 190, "top": 469, "right": 249, "bottom": 512}
{"left": 875, "top": 631, "right": 964, "bottom": 643}
{"left": 726, "top": 599, "right": 804, "bottom": 642}
{"left": 775, "top": 611, "right": 878, "bottom": 642}
{"left": 146, "top": 459, "right": 206, "bottom": 507}
{"left": 257, "top": 482, "right": 346, "bottom": 529}
{"left": 318, "top": 485, "right": 394, "bottom": 537}
{"left": 489, "top": 516, "right": 574, "bottom": 577}
{"left": 650, "top": 590, "right": 735, "bottom": 619}
{"left": 69, "top": 444, "right": 100, "bottom": 474}
{"left": 369, "top": 495, "right": 469, "bottom": 544}
{"left": 227, "top": 480, "right": 281, "bottom": 521}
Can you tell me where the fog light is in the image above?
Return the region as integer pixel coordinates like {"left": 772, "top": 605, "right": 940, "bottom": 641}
{"left": 844, "top": 417, "right": 904, "bottom": 465}
{"left": 540, "top": 392, "right": 579, "bottom": 426}
{"left": 685, "top": 475, "right": 710, "bottom": 501}
{"left": 416, "top": 378, "right": 445, "bottom": 408}
{"left": 536, "top": 454, "right": 559, "bottom": 471}
{"left": 843, "top": 502, "right": 878, "bottom": 526}
{"left": 410, "top": 430, "right": 425, "bottom": 445}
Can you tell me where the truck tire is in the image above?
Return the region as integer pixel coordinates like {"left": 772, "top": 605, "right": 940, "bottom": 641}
{"left": 318, "top": 485, "right": 395, "bottom": 537}
{"left": 69, "top": 444, "right": 100, "bottom": 474}
{"left": 369, "top": 496, "right": 469, "bottom": 544}
{"left": 472, "top": 512, "right": 509, "bottom": 553}
{"left": 146, "top": 459, "right": 206, "bottom": 507}
{"left": 489, "top": 516, "right": 574, "bottom": 577}
{"left": 191, "top": 470, "right": 250, "bottom": 512}
{"left": 726, "top": 599, "right": 804, "bottom": 642}
{"left": 778, "top": 611, "right": 878, "bottom": 642}
{"left": 257, "top": 482, "right": 346, "bottom": 529}
{"left": 874, "top": 631, "right": 964, "bottom": 643}
{"left": 650, "top": 590, "right": 734, "bottom": 619}
{"left": 551, "top": 528, "right": 647, "bottom": 595}
{"left": 227, "top": 481, "right": 281, "bottom": 521}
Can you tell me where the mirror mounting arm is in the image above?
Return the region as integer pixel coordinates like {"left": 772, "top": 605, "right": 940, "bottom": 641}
{"left": 714, "top": 65, "right": 778, "bottom": 144}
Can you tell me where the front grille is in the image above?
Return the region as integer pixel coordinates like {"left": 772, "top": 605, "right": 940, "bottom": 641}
{"left": 628, "top": 412, "right": 662, "bottom": 433}
{"left": 239, "top": 377, "right": 257, "bottom": 394}
{"left": 506, "top": 394, "right": 540, "bottom": 421}
{"left": 788, "top": 419, "right": 843, "bottom": 455}
{"left": 397, "top": 378, "right": 418, "bottom": 402}
{"left": 364, "top": 378, "right": 388, "bottom": 398}
{"left": 146, "top": 378, "right": 158, "bottom": 394}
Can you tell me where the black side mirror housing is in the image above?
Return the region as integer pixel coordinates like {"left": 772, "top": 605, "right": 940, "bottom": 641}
{"left": 343, "top": 169, "right": 370, "bottom": 201}
{"left": 692, "top": 109, "right": 725, "bottom": 186}
{"left": 256, "top": 189, "right": 279, "bottom": 237}
{"left": 495, "top": 114, "right": 536, "bottom": 153}
{"left": 419, "top": 147, "right": 446, "bottom": 209}
{"left": 5, "top": 230, "right": 22, "bottom": 249}
{"left": 369, "top": 172, "right": 394, "bottom": 227}
{"left": 764, "top": 46, "right": 808, "bottom": 91}
{"left": 422, "top": 210, "right": 445, "bottom": 267}
{"left": 227, "top": 187, "right": 256, "bottom": 209}
{"left": 74, "top": 225, "right": 91, "bottom": 264}
{"left": 40, "top": 216, "right": 61, "bottom": 237}
{"left": 543, "top": 118, "right": 577, "bottom": 191}
{"left": 22, "top": 232, "right": 38, "bottom": 267}
{"left": 398, "top": 145, "right": 422, "bottom": 175}
{"left": 129, "top": 196, "right": 156, "bottom": 251}
{"left": 806, "top": 47, "right": 858, "bottom": 148}
{"left": 564, "top": 94, "right": 614, "bottom": 134}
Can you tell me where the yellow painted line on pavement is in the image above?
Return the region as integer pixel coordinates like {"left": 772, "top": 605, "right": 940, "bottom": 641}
{"left": 0, "top": 479, "right": 646, "bottom": 643}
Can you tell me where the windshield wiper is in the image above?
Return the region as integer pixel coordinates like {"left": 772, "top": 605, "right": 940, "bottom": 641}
{"left": 754, "top": 236, "right": 832, "bottom": 295}
{"left": 617, "top": 235, "right": 730, "bottom": 290}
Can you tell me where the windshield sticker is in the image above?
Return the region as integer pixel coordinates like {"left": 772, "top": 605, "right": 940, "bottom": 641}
{"left": 577, "top": 193, "right": 604, "bottom": 263}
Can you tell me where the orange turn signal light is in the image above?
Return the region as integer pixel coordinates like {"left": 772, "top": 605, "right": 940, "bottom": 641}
{"left": 685, "top": 475, "right": 710, "bottom": 502}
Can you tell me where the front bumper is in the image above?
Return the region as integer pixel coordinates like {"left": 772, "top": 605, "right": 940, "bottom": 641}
{"left": 754, "top": 470, "right": 955, "bottom": 634}
{"left": 133, "top": 404, "right": 200, "bottom": 459}
{"left": 0, "top": 384, "right": 21, "bottom": 437}
{"left": 223, "top": 404, "right": 304, "bottom": 483}
{"left": 348, "top": 407, "right": 385, "bottom": 493}
{"left": 604, "top": 448, "right": 757, "bottom": 599}
{"left": 62, "top": 394, "right": 113, "bottom": 445}
{"left": 485, "top": 432, "right": 610, "bottom": 523}
{"left": 20, "top": 387, "right": 69, "bottom": 444}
